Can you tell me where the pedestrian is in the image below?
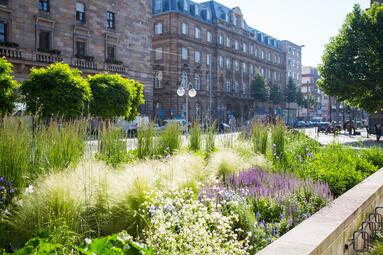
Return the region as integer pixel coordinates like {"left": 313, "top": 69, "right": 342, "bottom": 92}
{"left": 375, "top": 123, "right": 382, "bottom": 142}
{"left": 364, "top": 119, "right": 369, "bottom": 138}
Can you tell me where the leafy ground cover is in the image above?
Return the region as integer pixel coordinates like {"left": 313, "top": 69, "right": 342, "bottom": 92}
{"left": 0, "top": 120, "right": 382, "bottom": 254}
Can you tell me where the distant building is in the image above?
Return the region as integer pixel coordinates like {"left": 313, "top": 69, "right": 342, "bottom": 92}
{"left": 0, "top": 0, "right": 154, "bottom": 116}
{"left": 152, "top": 0, "right": 301, "bottom": 124}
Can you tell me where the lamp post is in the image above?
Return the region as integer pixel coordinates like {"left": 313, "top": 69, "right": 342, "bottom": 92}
{"left": 177, "top": 81, "right": 197, "bottom": 132}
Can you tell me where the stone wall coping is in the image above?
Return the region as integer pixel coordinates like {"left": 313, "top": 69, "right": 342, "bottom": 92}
{"left": 257, "top": 168, "right": 383, "bottom": 255}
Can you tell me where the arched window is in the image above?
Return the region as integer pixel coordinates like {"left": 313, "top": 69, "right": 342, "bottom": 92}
{"left": 194, "top": 73, "right": 200, "bottom": 90}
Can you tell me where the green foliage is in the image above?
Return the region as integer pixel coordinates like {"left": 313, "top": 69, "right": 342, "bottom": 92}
{"left": 189, "top": 122, "right": 201, "bottom": 152}
{"left": 88, "top": 74, "right": 144, "bottom": 120}
{"left": 0, "top": 117, "right": 86, "bottom": 190}
{"left": 251, "top": 122, "right": 268, "bottom": 155}
{"left": 157, "top": 123, "right": 181, "bottom": 157}
{"left": 137, "top": 123, "right": 156, "bottom": 159}
{"left": 319, "top": 4, "right": 383, "bottom": 112}
{"left": 361, "top": 147, "right": 383, "bottom": 168}
{"left": 296, "top": 90, "right": 305, "bottom": 107}
{"left": 251, "top": 72, "right": 268, "bottom": 102}
{"left": 269, "top": 84, "right": 283, "bottom": 105}
{"left": 0, "top": 57, "right": 18, "bottom": 117}
{"left": 97, "top": 125, "right": 132, "bottom": 166}
{"left": 21, "top": 63, "right": 92, "bottom": 119}
{"left": 285, "top": 77, "right": 297, "bottom": 103}
{"left": 271, "top": 124, "right": 285, "bottom": 166}
{"left": 204, "top": 124, "right": 216, "bottom": 157}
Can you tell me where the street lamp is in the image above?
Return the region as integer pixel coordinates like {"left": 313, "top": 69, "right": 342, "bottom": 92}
{"left": 177, "top": 82, "right": 197, "bottom": 131}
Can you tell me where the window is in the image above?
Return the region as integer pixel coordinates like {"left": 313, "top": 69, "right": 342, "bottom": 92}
{"left": 219, "top": 34, "right": 223, "bottom": 45}
{"left": 207, "top": 31, "right": 212, "bottom": 42}
{"left": 206, "top": 54, "right": 212, "bottom": 66}
{"left": 155, "top": 48, "right": 163, "bottom": 61}
{"left": 155, "top": 23, "right": 163, "bottom": 35}
{"left": 194, "top": 4, "right": 199, "bottom": 16}
{"left": 234, "top": 40, "right": 239, "bottom": 50}
{"left": 154, "top": 0, "right": 162, "bottom": 12}
{"left": 250, "top": 65, "right": 254, "bottom": 74}
{"left": 242, "top": 43, "right": 247, "bottom": 53}
{"left": 219, "top": 56, "right": 224, "bottom": 68}
{"left": 183, "top": 0, "right": 188, "bottom": 12}
{"left": 76, "top": 3, "right": 86, "bottom": 23}
{"left": 273, "top": 72, "right": 277, "bottom": 81}
{"left": 242, "top": 83, "right": 247, "bottom": 95}
{"left": 288, "top": 71, "right": 291, "bottom": 78}
{"left": 76, "top": 41, "right": 86, "bottom": 57}
{"left": 107, "top": 11, "right": 116, "bottom": 29}
{"left": 39, "top": 31, "right": 51, "bottom": 50}
{"left": 234, "top": 60, "right": 239, "bottom": 72}
{"left": 194, "top": 50, "right": 200, "bottom": 63}
{"left": 154, "top": 76, "right": 162, "bottom": 88}
{"left": 226, "top": 58, "right": 231, "bottom": 69}
{"left": 233, "top": 14, "right": 237, "bottom": 26}
{"left": 267, "top": 52, "right": 271, "bottom": 61}
{"left": 195, "top": 27, "right": 200, "bottom": 39}
{"left": 288, "top": 59, "right": 292, "bottom": 67}
{"left": 39, "top": 0, "right": 49, "bottom": 12}
{"left": 0, "top": 21, "right": 7, "bottom": 43}
{"left": 288, "top": 47, "right": 292, "bottom": 53}
{"left": 234, "top": 81, "right": 239, "bottom": 94}
{"left": 242, "top": 63, "right": 247, "bottom": 73}
{"left": 206, "top": 9, "right": 211, "bottom": 20}
{"left": 254, "top": 47, "right": 258, "bottom": 57}
{"left": 194, "top": 74, "right": 200, "bottom": 90}
{"left": 181, "top": 23, "right": 188, "bottom": 35}
{"left": 226, "top": 37, "right": 230, "bottom": 48}
{"left": 261, "top": 50, "right": 265, "bottom": 59}
{"left": 107, "top": 45, "right": 116, "bottom": 60}
{"left": 226, "top": 80, "right": 230, "bottom": 93}
{"left": 181, "top": 47, "right": 188, "bottom": 60}
{"left": 297, "top": 51, "right": 300, "bottom": 57}
{"left": 249, "top": 45, "right": 253, "bottom": 55}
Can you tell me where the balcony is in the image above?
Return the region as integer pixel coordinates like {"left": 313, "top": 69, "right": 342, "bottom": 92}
{"left": 72, "top": 58, "right": 97, "bottom": 70}
{"left": 35, "top": 51, "right": 63, "bottom": 63}
{"left": 105, "top": 63, "right": 127, "bottom": 74}
{"left": 0, "top": 45, "right": 22, "bottom": 59}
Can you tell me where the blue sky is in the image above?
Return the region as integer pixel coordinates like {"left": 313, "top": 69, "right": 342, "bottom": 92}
{"left": 196, "top": 0, "right": 370, "bottom": 67}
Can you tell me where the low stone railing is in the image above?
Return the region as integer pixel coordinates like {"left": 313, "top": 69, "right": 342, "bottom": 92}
{"left": 257, "top": 168, "right": 383, "bottom": 255}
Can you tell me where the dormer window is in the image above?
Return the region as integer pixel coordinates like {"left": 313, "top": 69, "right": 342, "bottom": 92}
{"left": 225, "top": 13, "right": 230, "bottom": 23}
{"left": 183, "top": 0, "right": 188, "bottom": 12}
{"left": 206, "top": 9, "right": 211, "bottom": 20}
{"left": 232, "top": 14, "right": 237, "bottom": 26}
{"left": 194, "top": 4, "right": 199, "bottom": 16}
{"left": 154, "top": 0, "right": 162, "bottom": 13}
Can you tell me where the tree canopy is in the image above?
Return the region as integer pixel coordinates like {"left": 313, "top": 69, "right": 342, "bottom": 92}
{"left": 285, "top": 77, "right": 297, "bottom": 103}
{"left": 251, "top": 72, "right": 268, "bottom": 102}
{"left": 0, "top": 57, "right": 18, "bottom": 117}
{"left": 21, "top": 63, "right": 92, "bottom": 119}
{"left": 269, "top": 84, "right": 283, "bottom": 105}
{"left": 318, "top": 4, "right": 383, "bottom": 113}
{"left": 88, "top": 73, "right": 144, "bottom": 120}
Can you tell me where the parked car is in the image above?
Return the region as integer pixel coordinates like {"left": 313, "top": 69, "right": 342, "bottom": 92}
{"left": 158, "top": 119, "right": 188, "bottom": 134}
{"left": 318, "top": 122, "right": 331, "bottom": 132}
{"left": 294, "top": 121, "right": 306, "bottom": 128}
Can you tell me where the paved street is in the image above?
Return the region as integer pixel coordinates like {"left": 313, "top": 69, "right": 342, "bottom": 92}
{"left": 302, "top": 128, "right": 383, "bottom": 148}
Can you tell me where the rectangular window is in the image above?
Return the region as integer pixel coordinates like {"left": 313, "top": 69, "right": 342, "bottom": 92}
{"left": 155, "top": 23, "right": 163, "bottom": 35}
{"left": 207, "top": 31, "right": 212, "bottom": 42}
{"left": 288, "top": 59, "right": 292, "bottom": 66}
{"left": 181, "top": 23, "right": 188, "bottom": 35}
{"left": 226, "top": 59, "right": 231, "bottom": 69}
{"left": 107, "top": 45, "right": 116, "bottom": 60}
{"left": 38, "top": 0, "right": 49, "bottom": 12}
{"left": 206, "top": 54, "right": 212, "bottom": 66}
{"left": 194, "top": 50, "right": 201, "bottom": 63}
{"left": 195, "top": 27, "right": 200, "bottom": 39}
{"left": 0, "top": 21, "right": 7, "bottom": 43}
{"left": 242, "top": 63, "right": 247, "bottom": 73}
{"left": 76, "top": 3, "right": 86, "bottom": 23}
{"left": 154, "top": 0, "right": 162, "bottom": 12}
{"left": 226, "top": 37, "right": 230, "bottom": 48}
{"left": 155, "top": 48, "right": 163, "bottom": 61}
{"left": 243, "top": 43, "right": 247, "bottom": 53}
{"left": 76, "top": 41, "right": 86, "bottom": 57}
{"left": 181, "top": 47, "right": 188, "bottom": 60}
{"left": 226, "top": 80, "right": 230, "bottom": 93}
{"left": 39, "top": 31, "right": 51, "bottom": 50}
{"left": 219, "top": 56, "right": 223, "bottom": 68}
{"left": 107, "top": 11, "right": 116, "bottom": 29}
{"left": 219, "top": 34, "right": 223, "bottom": 45}
{"left": 234, "top": 40, "right": 239, "bottom": 50}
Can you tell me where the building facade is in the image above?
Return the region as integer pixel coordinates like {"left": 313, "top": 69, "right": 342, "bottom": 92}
{"left": 0, "top": 0, "right": 153, "bottom": 116}
{"left": 152, "top": 0, "right": 297, "bottom": 124}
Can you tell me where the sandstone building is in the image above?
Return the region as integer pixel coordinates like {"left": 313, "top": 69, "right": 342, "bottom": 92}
{"left": 0, "top": 0, "right": 153, "bottom": 116}
{"left": 152, "top": 0, "right": 301, "bottom": 124}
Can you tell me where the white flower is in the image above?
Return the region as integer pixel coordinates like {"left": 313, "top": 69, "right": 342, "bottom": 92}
{"left": 84, "top": 237, "right": 92, "bottom": 245}
{"left": 25, "top": 185, "right": 34, "bottom": 194}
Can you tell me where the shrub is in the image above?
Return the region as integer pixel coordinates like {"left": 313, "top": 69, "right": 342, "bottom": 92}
{"left": 189, "top": 122, "right": 201, "bottom": 152}
{"left": 157, "top": 123, "right": 181, "bottom": 157}
{"left": 88, "top": 73, "right": 144, "bottom": 120}
{"left": 145, "top": 189, "right": 251, "bottom": 255}
{"left": 251, "top": 123, "right": 268, "bottom": 155}
{"left": 271, "top": 124, "right": 285, "bottom": 166}
{"left": 0, "top": 57, "right": 18, "bottom": 117}
{"left": 21, "top": 63, "right": 91, "bottom": 119}
{"left": 204, "top": 123, "right": 216, "bottom": 157}
{"left": 361, "top": 147, "right": 383, "bottom": 169}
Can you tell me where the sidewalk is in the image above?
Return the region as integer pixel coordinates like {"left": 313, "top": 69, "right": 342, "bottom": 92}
{"left": 302, "top": 128, "right": 383, "bottom": 148}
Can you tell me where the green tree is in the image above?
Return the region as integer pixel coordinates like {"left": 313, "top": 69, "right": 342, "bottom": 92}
{"left": 269, "top": 84, "right": 283, "bottom": 106}
{"left": 285, "top": 77, "right": 297, "bottom": 104}
{"left": 319, "top": 4, "right": 383, "bottom": 113}
{"left": 296, "top": 90, "right": 305, "bottom": 119}
{"left": 21, "top": 63, "right": 92, "bottom": 119}
{"left": 0, "top": 57, "right": 18, "bottom": 117}
{"left": 88, "top": 73, "right": 145, "bottom": 120}
{"left": 251, "top": 72, "right": 268, "bottom": 103}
